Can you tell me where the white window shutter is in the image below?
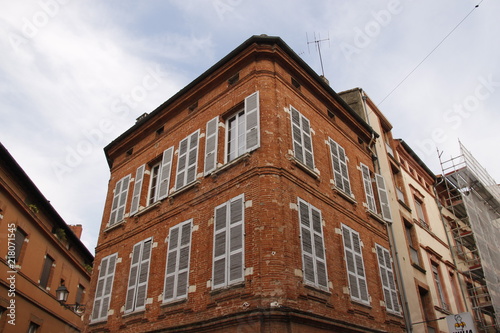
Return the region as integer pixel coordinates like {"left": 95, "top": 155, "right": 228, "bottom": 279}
{"left": 213, "top": 204, "right": 228, "bottom": 289}
{"left": 245, "top": 91, "right": 260, "bottom": 152}
{"left": 135, "top": 239, "right": 152, "bottom": 310}
{"left": 125, "top": 243, "right": 141, "bottom": 312}
{"left": 204, "top": 117, "right": 219, "bottom": 175}
{"left": 342, "top": 225, "right": 369, "bottom": 304}
{"left": 290, "top": 106, "right": 314, "bottom": 169}
{"left": 228, "top": 196, "right": 244, "bottom": 284}
{"left": 130, "top": 165, "right": 145, "bottom": 215}
{"left": 376, "top": 244, "right": 400, "bottom": 313}
{"left": 109, "top": 175, "right": 131, "bottom": 226}
{"left": 329, "top": 139, "right": 351, "bottom": 195}
{"left": 213, "top": 195, "right": 245, "bottom": 289}
{"left": 298, "top": 199, "right": 328, "bottom": 290}
{"left": 176, "top": 131, "right": 199, "bottom": 190}
{"left": 375, "top": 174, "right": 392, "bottom": 222}
{"left": 92, "top": 253, "right": 117, "bottom": 322}
{"left": 360, "top": 163, "right": 376, "bottom": 213}
{"left": 157, "top": 147, "right": 174, "bottom": 200}
{"left": 164, "top": 220, "right": 192, "bottom": 302}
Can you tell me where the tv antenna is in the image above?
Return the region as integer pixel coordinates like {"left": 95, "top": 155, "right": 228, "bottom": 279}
{"left": 307, "top": 32, "right": 330, "bottom": 76}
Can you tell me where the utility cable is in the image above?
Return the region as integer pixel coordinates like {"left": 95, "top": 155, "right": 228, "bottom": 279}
{"left": 378, "top": 0, "right": 485, "bottom": 106}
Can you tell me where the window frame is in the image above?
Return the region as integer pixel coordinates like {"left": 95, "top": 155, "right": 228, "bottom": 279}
{"left": 224, "top": 91, "right": 260, "bottom": 164}
{"left": 147, "top": 162, "right": 161, "bottom": 205}
{"left": 175, "top": 130, "right": 200, "bottom": 190}
{"left": 39, "top": 254, "right": 54, "bottom": 289}
{"left": 360, "top": 163, "right": 377, "bottom": 213}
{"left": 14, "top": 227, "right": 27, "bottom": 263}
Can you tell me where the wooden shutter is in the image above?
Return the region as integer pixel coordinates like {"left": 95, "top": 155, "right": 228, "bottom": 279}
{"left": 329, "top": 139, "right": 351, "bottom": 194}
{"left": 92, "top": 253, "right": 117, "bottom": 322}
{"left": 157, "top": 147, "right": 174, "bottom": 200}
{"left": 14, "top": 227, "right": 26, "bottom": 262}
{"left": 176, "top": 131, "right": 199, "bottom": 190}
{"left": 109, "top": 175, "right": 131, "bottom": 225}
{"left": 342, "top": 225, "right": 369, "bottom": 304}
{"left": 298, "top": 199, "right": 328, "bottom": 289}
{"left": 360, "top": 163, "right": 376, "bottom": 213}
{"left": 213, "top": 195, "right": 244, "bottom": 289}
{"left": 228, "top": 196, "right": 244, "bottom": 284}
{"left": 244, "top": 91, "right": 260, "bottom": 152}
{"left": 39, "top": 255, "right": 54, "bottom": 288}
{"left": 130, "top": 165, "right": 145, "bottom": 215}
{"left": 164, "top": 220, "right": 192, "bottom": 302}
{"left": 375, "top": 174, "right": 392, "bottom": 222}
{"left": 376, "top": 244, "right": 400, "bottom": 313}
{"left": 290, "top": 106, "right": 314, "bottom": 169}
{"left": 125, "top": 239, "right": 152, "bottom": 312}
{"left": 204, "top": 117, "right": 219, "bottom": 175}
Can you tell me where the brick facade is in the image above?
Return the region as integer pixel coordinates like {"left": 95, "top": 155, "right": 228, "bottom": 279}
{"left": 85, "top": 36, "right": 405, "bottom": 332}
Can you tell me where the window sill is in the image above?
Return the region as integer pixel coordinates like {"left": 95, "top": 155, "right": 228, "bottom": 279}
{"left": 171, "top": 180, "right": 201, "bottom": 198}
{"left": 88, "top": 318, "right": 108, "bottom": 326}
{"left": 161, "top": 298, "right": 187, "bottom": 308}
{"left": 435, "top": 305, "right": 452, "bottom": 315}
{"left": 210, "top": 282, "right": 245, "bottom": 298}
{"left": 303, "top": 284, "right": 331, "bottom": 296}
{"left": 104, "top": 219, "right": 126, "bottom": 232}
{"left": 398, "top": 199, "right": 412, "bottom": 212}
{"left": 368, "top": 210, "right": 385, "bottom": 224}
{"left": 211, "top": 153, "right": 250, "bottom": 178}
{"left": 133, "top": 201, "right": 161, "bottom": 217}
{"left": 411, "top": 262, "right": 426, "bottom": 274}
{"left": 332, "top": 187, "right": 357, "bottom": 204}
{"left": 122, "top": 309, "right": 146, "bottom": 319}
{"left": 290, "top": 156, "right": 320, "bottom": 180}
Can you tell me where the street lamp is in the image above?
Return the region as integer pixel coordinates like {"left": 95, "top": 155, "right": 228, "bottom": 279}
{"left": 56, "top": 284, "right": 85, "bottom": 313}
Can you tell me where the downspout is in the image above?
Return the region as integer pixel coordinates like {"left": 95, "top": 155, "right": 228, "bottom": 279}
{"left": 433, "top": 177, "right": 470, "bottom": 314}
{"left": 360, "top": 89, "right": 413, "bottom": 332}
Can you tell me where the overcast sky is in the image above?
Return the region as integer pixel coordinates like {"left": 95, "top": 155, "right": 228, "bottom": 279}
{"left": 1, "top": 0, "right": 499, "bottom": 254}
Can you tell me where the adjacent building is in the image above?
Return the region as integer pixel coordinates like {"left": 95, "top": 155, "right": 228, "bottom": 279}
{"left": 0, "top": 143, "right": 94, "bottom": 333}
{"left": 85, "top": 35, "right": 405, "bottom": 332}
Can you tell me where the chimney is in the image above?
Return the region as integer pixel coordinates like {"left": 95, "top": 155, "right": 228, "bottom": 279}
{"left": 69, "top": 224, "right": 83, "bottom": 239}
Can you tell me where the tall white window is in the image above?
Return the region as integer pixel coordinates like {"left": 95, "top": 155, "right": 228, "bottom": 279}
{"left": 298, "top": 198, "right": 328, "bottom": 290}
{"left": 290, "top": 106, "right": 314, "bottom": 169}
{"left": 375, "top": 244, "right": 400, "bottom": 314}
{"left": 212, "top": 195, "right": 245, "bottom": 289}
{"left": 109, "top": 175, "right": 131, "bottom": 226}
{"left": 375, "top": 174, "right": 392, "bottom": 222}
{"left": 342, "top": 224, "right": 369, "bottom": 304}
{"left": 360, "top": 163, "right": 377, "bottom": 213}
{"left": 176, "top": 131, "right": 200, "bottom": 190}
{"left": 329, "top": 138, "right": 351, "bottom": 195}
{"left": 92, "top": 253, "right": 118, "bottom": 322}
{"left": 225, "top": 91, "right": 260, "bottom": 162}
{"left": 164, "top": 220, "right": 193, "bottom": 303}
{"left": 125, "top": 239, "right": 152, "bottom": 313}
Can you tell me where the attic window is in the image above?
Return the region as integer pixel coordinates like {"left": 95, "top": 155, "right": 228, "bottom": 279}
{"left": 291, "top": 77, "right": 301, "bottom": 90}
{"left": 156, "top": 127, "right": 164, "bottom": 136}
{"left": 327, "top": 109, "right": 335, "bottom": 119}
{"left": 126, "top": 148, "right": 133, "bottom": 156}
{"left": 358, "top": 137, "right": 364, "bottom": 145}
{"left": 188, "top": 101, "right": 198, "bottom": 113}
{"left": 228, "top": 73, "right": 239, "bottom": 85}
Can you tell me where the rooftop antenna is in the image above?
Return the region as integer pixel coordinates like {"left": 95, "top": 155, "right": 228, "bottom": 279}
{"left": 307, "top": 32, "right": 330, "bottom": 77}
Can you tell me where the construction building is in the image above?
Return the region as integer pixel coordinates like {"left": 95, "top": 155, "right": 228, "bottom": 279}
{"left": 0, "top": 143, "right": 94, "bottom": 333}
{"left": 437, "top": 142, "right": 500, "bottom": 332}
{"left": 85, "top": 35, "right": 405, "bottom": 332}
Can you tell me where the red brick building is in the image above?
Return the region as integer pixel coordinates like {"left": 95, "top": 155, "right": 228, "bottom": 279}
{"left": 86, "top": 35, "right": 405, "bottom": 332}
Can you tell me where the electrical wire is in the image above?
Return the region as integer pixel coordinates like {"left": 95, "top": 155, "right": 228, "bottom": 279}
{"left": 377, "top": 0, "right": 485, "bottom": 106}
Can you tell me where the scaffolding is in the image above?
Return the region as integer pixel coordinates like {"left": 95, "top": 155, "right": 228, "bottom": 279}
{"left": 438, "top": 142, "right": 500, "bottom": 332}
